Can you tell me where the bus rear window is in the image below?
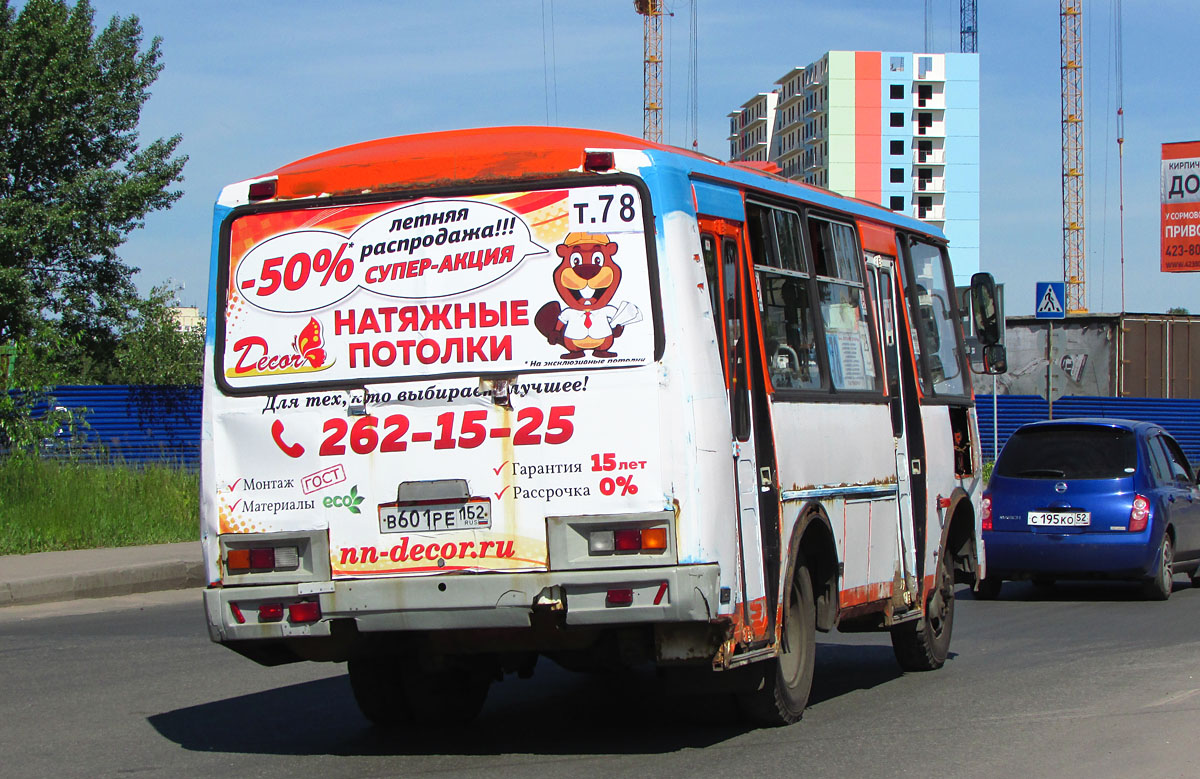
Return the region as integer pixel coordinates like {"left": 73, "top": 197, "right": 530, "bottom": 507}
{"left": 995, "top": 426, "right": 1137, "bottom": 480}
{"left": 218, "top": 184, "right": 655, "bottom": 392}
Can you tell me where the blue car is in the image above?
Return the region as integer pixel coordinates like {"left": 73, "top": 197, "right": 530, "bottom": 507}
{"left": 980, "top": 418, "right": 1200, "bottom": 600}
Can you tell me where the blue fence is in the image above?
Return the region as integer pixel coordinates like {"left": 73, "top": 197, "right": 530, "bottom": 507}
{"left": 16, "top": 387, "right": 1200, "bottom": 472}
{"left": 30, "top": 385, "right": 201, "bottom": 467}
{"left": 976, "top": 395, "right": 1200, "bottom": 466}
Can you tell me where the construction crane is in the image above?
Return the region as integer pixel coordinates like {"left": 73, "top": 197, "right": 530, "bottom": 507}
{"left": 634, "top": 0, "right": 664, "bottom": 143}
{"left": 961, "top": 0, "right": 977, "bottom": 53}
{"left": 1061, "top": 0, "right": 1086, "bottom": 312}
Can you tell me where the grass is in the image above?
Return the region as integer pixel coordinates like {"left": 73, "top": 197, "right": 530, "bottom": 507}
{"left": 0, "top": 457, "right": 198, "bottom": 555}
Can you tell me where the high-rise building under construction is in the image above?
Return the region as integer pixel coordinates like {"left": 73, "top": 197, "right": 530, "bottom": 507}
{"left": 729, "top": 51, "right": 980, "bottom": 283}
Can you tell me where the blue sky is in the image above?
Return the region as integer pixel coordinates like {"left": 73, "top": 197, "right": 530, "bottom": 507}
{"left": 77, "top": 0, "right": 1200, "bottom": 316}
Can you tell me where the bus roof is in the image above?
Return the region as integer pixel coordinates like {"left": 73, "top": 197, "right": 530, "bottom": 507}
{"left": 262, "top": 125, "right": 942, "bottom": 240}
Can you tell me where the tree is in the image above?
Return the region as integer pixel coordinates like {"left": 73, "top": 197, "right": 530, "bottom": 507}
{"left": 1167, "top": 307, "right": 1190, "bottom": 315}
{"left": 0, "top": 0, "right": 187, "bottom": 370}
{"left": 112, "top": 284, "right": 204, "bottom": 385}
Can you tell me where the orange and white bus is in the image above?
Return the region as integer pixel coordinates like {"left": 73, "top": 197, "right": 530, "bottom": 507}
{"left": 201, "top": 126, "right": 1005, "bottom": 726}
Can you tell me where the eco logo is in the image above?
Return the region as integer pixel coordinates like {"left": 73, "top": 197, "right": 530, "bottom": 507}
{"left": 323, "top": 485, "right": 365, "bottom": 514}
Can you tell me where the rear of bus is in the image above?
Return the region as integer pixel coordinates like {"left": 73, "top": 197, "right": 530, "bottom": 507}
{"left": 200, "top": 129, "right": 727, "bottom": 722}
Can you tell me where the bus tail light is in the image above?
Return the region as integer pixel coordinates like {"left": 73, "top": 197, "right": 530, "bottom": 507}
{"left": 641, "top": 528, "right": 668, "bottom": 549}
{"left": 1129, "top": 494, "right": 1150, "bottom": 532}
{"left": 248, "top": 179, "right": 277, "bottom": 201}
{"left": 288, "top": 601, "right": 321, "bottom": 623}
{"left": 981, "top": 495, "right": 992, "bottom": 531}
{"left": 227, "top": 546, "right": 300, "bottom": 573}
{"left": 606, "top": 588, "right": 633, "bottom": 606}
{"left": 583, "top": 151, "right": 615, "bottom": 172}
{"left": 258, "top": 603, "right": 284, "bottom": 622}
{"left": 588, "top": 531, "right": 615, "bottom": 554}
{"left": 614, "top": 529, "right": 642, "bottom": 551}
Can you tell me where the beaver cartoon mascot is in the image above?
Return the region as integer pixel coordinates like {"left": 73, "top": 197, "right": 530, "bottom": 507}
{"left": 533, "top": 232, "right": 639, "bottom": 359}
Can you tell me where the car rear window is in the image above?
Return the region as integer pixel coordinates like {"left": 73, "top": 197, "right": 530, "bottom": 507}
{"left": 994, "top": 425, "right": 1137, "bottom": 480}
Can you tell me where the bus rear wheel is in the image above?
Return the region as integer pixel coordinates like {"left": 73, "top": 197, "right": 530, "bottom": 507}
{"left": 348, "top": 655, "right": 491, "bottom": 728}
{"left": 738, "top": 559, "right": 816, "bottom": 726}
{"left": 891, "top": 549, "right": 954, "bottom": 671}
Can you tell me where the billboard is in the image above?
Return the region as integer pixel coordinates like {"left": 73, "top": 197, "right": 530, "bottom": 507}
{"left": 1161, "top": 140, "right": 1200, "bottom": 272}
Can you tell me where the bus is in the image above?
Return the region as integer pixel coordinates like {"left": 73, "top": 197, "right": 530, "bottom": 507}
{"left": 201, "top": 126, "right": 1005, "bottom": 727}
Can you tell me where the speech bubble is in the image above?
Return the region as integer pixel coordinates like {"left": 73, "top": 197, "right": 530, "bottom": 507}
{"left": 234, "top": 199, "right": 549, "bottom": 314}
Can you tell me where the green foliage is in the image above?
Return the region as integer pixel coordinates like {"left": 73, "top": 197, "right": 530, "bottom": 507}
{"left": 0, "top": 0, "right": 188, "bottom": 362}
{"left": 112, "top": 284, "right": 205, "bottom": 385}
{"left": 0, "top": 333, "right": 76, "bottom": 456}
{"left": 1167, "top": 307, "right": 1190, "bottom": 315}
{"left": 0, "top": 458, "right": 197, "bottom": 554}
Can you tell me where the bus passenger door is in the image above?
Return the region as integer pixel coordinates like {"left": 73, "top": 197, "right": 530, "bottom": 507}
{"left": 866, "top": 255, "right": 919, "bottom": 603}
{"left": 700, "top": 219, "right": 774, "bottom": 645}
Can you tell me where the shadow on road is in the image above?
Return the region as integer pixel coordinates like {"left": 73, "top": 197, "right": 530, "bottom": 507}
{"left": 967, "top": 578, "right": 1200, "bottom": 603}
{"left": 149, "top": 640, "right": 911, "bottom": 756}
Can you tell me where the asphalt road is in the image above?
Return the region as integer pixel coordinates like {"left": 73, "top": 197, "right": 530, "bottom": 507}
{"left": 2, "top": 580, "right": 1199, "bottom": 779}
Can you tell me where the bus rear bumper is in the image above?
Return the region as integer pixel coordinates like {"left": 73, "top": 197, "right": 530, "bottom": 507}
{"left": 204, "top": 564, "right": 722, "bottom": 644}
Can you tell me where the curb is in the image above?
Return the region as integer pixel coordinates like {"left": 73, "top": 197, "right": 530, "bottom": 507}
{"left": 0, "top": 543, "right": 205, "bottom": 608}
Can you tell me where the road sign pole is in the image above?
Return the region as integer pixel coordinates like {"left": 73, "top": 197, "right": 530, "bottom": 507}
{"left": 1047, "top": 321, "right": 1054, "bottom": 420}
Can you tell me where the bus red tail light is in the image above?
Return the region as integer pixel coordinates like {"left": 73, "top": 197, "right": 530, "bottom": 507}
{"left": 1129, "top": 494, "right": 1150, "bottom": 532}
{"left": 248, "top": 179, "right": 276, "bottom": 201}
{"left": 606, "top": 588, "right": 633, "bottom": 606}
{"left": 288, "top": 601, "right": 321, "bottom": 624}
{"left": 614, "top": 529, "right": 642, "bottom": 551}
{"left": 583, "top": 151, "right": 615, "bottom": 172}
{"left": 249, "top": 548, "right": 275, "bottom": 570}
{"left": 981, "top": 495, "right": 993, "bottom": 531}
{"left": 258, "top": 603, "right": 284, "bottom": 622}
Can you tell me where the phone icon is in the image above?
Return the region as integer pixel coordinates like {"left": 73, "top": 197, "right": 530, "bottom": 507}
{"left": 271, "top": 419, "right": 305, "bottom": 458}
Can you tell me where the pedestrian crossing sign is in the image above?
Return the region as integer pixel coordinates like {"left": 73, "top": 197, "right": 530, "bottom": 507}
{"left": 1035, "top": 282, "right": 1066, "bottom": 319}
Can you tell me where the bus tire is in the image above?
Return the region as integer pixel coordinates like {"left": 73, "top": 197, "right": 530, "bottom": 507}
{"left": 348, "top": 656, "right": 491, "bottom": 728}
{"left": 738, "top": 558, "right": 816, "bottom": 727}
{"left": 891, "top": 549, "right": 954, "bottom": 671}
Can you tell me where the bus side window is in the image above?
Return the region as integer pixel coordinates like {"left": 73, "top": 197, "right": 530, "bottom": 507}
{"left": 747, "top": 203, "right": 824, "bottom": 392}
{"left": 807, "top": 216, "right": 880, "bottom": 393}
{"left": 700, "top": 233, "right": 723, "bottom": 352}
{"left": 904, "top": 239, "right": 966, "bottom": 396}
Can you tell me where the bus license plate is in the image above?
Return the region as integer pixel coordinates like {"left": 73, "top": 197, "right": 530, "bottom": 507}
{"left": 1027, "top": 511, "right": 1090, "bottom": 527}
{"left": 379, "top": 501, "right": 491, "bottom": 533}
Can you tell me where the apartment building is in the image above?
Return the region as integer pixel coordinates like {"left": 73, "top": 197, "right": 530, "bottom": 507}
{"left": 727, "top": 51, "right": 979, "bottom": 282}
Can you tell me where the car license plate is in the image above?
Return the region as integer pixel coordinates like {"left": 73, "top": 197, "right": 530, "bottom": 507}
{"left": 378, "top": 500, "right": 491, "bottom": 533}
{"left": 1027, "top": 511, "right": 1090, "bottom": 527}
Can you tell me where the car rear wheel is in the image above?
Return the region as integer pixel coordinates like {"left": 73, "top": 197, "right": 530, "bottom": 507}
{"left": 891, "top": 550, "right": 954, "bottom": 671}
{"left": 1143, "top": 534, "right": 1174, "bottom": 601}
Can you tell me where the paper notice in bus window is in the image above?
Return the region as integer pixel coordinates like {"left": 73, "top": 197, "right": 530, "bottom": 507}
{"left": 827, "top": 332, "right": 870, "bottom": 390}
{"left": 220, "top": 185, "right": 655, "bottom": 390}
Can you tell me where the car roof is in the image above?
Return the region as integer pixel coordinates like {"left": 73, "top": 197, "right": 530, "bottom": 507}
{"left": 1013, "top": 417, "right": 1163, "bottom": 436}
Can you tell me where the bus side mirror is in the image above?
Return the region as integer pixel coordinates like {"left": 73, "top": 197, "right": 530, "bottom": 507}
{"left": 970, "top": 272, "right": 1002, "bottom": 347}
{"left": 982, "top": 343, "right": 1007, "bottom": 375}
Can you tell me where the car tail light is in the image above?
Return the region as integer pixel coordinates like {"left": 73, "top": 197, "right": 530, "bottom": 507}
{"left": 1129, "top": 494, "right": 1150, "bottom": 532}
{"left": 981, "top": 494, "right": 993, "bottom": 531}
